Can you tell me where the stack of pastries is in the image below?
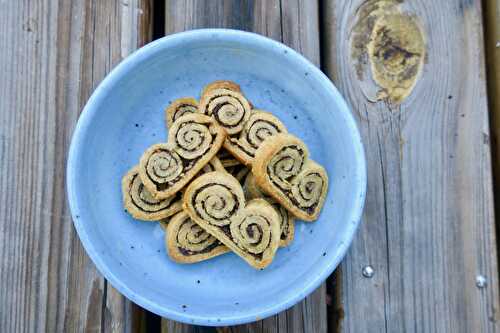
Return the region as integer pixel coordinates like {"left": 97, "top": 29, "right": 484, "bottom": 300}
{"left": 122, "top": 81, "right": 328, "bottom": 269}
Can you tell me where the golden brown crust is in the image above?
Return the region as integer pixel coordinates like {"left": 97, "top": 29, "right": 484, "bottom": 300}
{"left": 166, "top": 211, "right": 230, "bottom": 263}
{"left": 155, "top": 156, "right": 224, "bottom": 227}
{"left": 224, "top": 110, "right": 288, "bottom": 166}
{"left": 199, "top": 87, "right": 251, "bottom": 135}
{"left": 122, "top": 166, "right": 182, "bottom": 221}
{"left": 201, "top": 80, "right": 241, "bottom": 97}
{"left": 252, "top": 134, "right": 328, "bottom": 221}
{"left": 139, "top": 114, "right": 226, "bottom": 199}
{"left": 183, "top": 172, "right": 281, "bottom": 269}
{"left": 165, "top": 97, "right": 199, "bottom": 128}
{"left": 244, "top": 173, "right": 295, "bottom": 246}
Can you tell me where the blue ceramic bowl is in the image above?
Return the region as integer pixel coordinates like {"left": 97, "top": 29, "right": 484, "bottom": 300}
{"left": 67, "top": 29, "right": 366, "bottom": 326}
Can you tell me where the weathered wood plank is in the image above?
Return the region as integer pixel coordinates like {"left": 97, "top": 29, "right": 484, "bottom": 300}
{"left": 163, "top": 1, "right": 326, "bottom": 332}
{"left": 0, "top": 0, "right": 152, "bottom": 332}
{"left": 485, "top": 0, "right": 500, "bottom": 229}
{"left": 323, "top": 0, "right": 500, "bottom": 331}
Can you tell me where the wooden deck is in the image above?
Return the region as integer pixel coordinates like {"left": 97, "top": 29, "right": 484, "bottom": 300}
{"left": 1, "top": 1, "right": 499, "bottom": 332}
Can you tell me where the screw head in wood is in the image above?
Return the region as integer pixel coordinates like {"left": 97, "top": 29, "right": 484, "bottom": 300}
{"left": 476, "top": 275, "right": 487, "bottom": 288}
{"left": 362, "top": 265, "right": 374, "bottom": 278}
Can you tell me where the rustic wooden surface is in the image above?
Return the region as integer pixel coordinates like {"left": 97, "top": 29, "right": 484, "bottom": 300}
{"left": 2, "top": 0, "right": 500, "bottom": 332}
{"left": 0, "top": 0, "right": 152, "bottom": 332}
{"left": 162, "top": 1, "right": 326, "bottom": 331}
{"left": 485, "top": 0, "right": 500, "bottom": 226}
{"left": 323, "top": 0, "right": 500, "bottom": 332}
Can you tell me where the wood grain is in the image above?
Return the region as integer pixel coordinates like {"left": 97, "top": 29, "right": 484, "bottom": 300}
{"left": 485, "top": 0, "right": 500, "bottom": 235}
{"left": 0, "top": 0, "right": 152, "bottom": 332}
{"left": 163, "top": 1, "right": 326, "bottom": 332}
{"left": 323, "top": 0, "right": 500, "bottom": 331}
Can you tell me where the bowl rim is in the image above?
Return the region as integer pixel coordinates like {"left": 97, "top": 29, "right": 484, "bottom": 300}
{"left": 66, "top": 28, "right": 367, "bottom": 326}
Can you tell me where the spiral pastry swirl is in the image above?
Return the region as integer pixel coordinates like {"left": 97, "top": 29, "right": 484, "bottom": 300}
{"left": 267, "top": 145, "right": 305, "bottom": 191}
{"left": 140, "top": 114, "right": 226, "bottom": 199}
{"left": 122, "top": 166, "right": 182, "bottom": 221}
{"left": 184, "top": 171, "right": 244, "bottom": 227}
{"left": 230, "top": 207, "right": 272, "bottom": 255}
{"left": 166, "top": 211, "right": 229, "bottom": 263}
{"left": 291, "top": 169, "right": 325, "bottom": 208}
{"left": 169, "top": 114, "right": 217, "bottom": 160}
{"left": 191, "top": 183, "right": 243, "bottom": 227}
{"left": 253, "top": 133, "right": 328, "bottom": 221}
{"left": 225, "top": 110, "right": 287, "bottom": 165}
{"left": 165, "top": 97, "right": 199, "bottom": 128}
{"left": 199, "top": 88, "right": 251, "bottom": 135}
{"left": 184, "top": 172, "right": 281, "bottom": 269}
{"left": 145, "top": 147, "right": 183, "bottom": 184}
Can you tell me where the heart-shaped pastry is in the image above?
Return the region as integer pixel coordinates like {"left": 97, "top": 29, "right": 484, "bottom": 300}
{"left": 122, "top": 166, "right": 182, "bottom": 221}
{"left": 166, "top": 211, "right": 230, "bottom": 263}
{"left": 165, "top": 97, "right": 198, "bottom": 128}
{"left": 224, "top": 110, "right": 287, "bottom": 165}
{"left": 252, "top": 134, "right": 328, "bottom": 221}
{"left": 164, "top": 96, "right": 240, "bottom": 169}
{"left": 139, "top": 114, "right": 226, "bottom": 199}
{"left": 183, "top": 171, "right": 281, "bottom": 269}
{"left": 164, "top": 101, "right": 226, "bottom": 177}
{"left": 244, "top": 173, "right": 295, "bottom": 246}
{"left": 199, "top": 83, "right": 252, "bottom": 135}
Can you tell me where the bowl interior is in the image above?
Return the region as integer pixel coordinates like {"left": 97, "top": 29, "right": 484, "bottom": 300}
{"left": 68, "top": 30, "right": 365, "bottom": 325}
